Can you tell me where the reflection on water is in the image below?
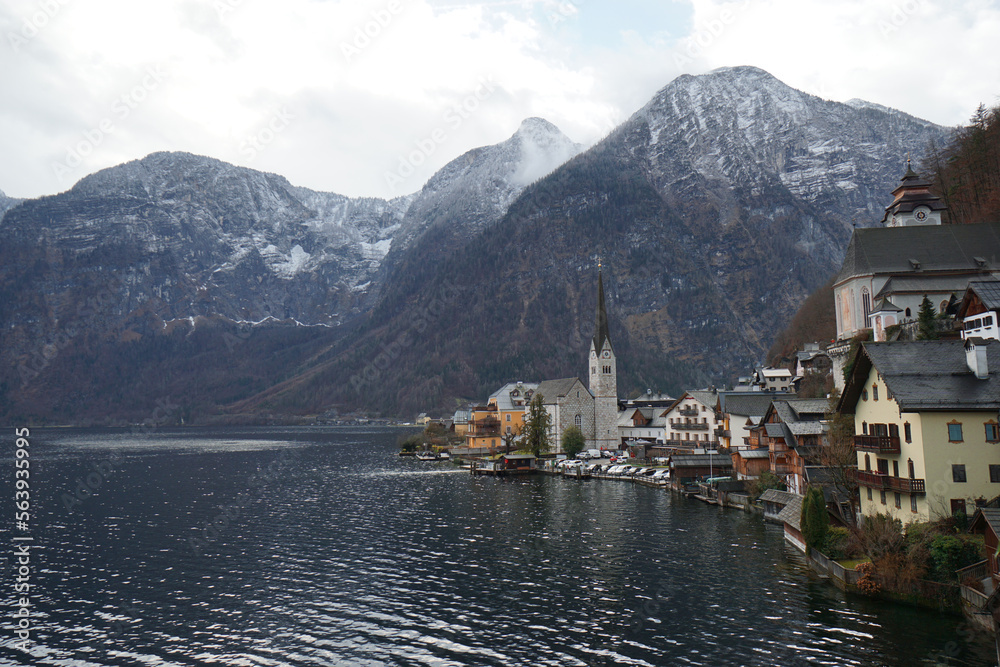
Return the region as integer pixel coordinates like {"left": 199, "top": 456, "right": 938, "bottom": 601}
{"left": 0, "top": 426, "right": 994, "bottom": 666}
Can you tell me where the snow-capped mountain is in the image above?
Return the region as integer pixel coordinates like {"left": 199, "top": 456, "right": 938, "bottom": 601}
{"left": 631, "top": 66, "right": 947, "bottom": 229}
{"left": 0, "top": 67, "right": 958, "bottom": 422}
{"left": 381, "top": 117, "right": 582, "bottom": 275}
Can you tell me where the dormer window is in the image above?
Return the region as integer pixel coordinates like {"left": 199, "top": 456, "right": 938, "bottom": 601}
{"left": 909, "top": 259, "right": 921, "bottom": 270}
{"left": 975, "top": 256, "right": 988, "bottom": 268}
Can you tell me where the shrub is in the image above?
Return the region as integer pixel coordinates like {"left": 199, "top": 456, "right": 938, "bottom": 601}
{"left": 823, "top": 526, "right": 851, "bottom": 560}
{"left": 801, "top": 487, "right": 829, "bottom": 552}
{"left": 747, "top": 470, "right": 786, "bottom": 501}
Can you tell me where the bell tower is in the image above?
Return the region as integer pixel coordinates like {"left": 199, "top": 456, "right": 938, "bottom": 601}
{"left": 589, "top": 264, "right": 619, "bottom": 450}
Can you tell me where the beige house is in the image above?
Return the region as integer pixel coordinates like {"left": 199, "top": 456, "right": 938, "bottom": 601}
{"left": 663, "top": 391, "right": 724, "bottom": 449}
{"left": 840, "top": 339, "right": 1000, "bottom": 524}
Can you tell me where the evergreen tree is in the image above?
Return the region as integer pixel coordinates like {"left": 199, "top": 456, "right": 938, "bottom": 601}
{"left": 917, "top": 295, "right": 938, "bottom": 340}
{"left": 561, "top": 425, "right": 586, "bottom": 458}
{"left": 801, "top": 486, "right": 829, "bottom": 553}
{"left": 524, "top": 393, "right": 552, "bottom": 457}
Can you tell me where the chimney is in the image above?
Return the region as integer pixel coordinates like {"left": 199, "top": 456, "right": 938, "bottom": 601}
{"left": 965, "top": 338, "right": 989, "bottom": 379}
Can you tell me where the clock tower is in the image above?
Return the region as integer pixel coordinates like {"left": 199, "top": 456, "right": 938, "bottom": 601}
{"left": 880, "top": 159, "right": 946, "bottom": 227}
{"left": 589, "top": 266, "right": 619, "bottom": 450}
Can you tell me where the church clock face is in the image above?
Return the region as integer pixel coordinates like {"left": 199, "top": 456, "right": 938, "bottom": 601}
{"left": 914, "top": 208, "right": 928, "bottom": 221}
{"left": 602, "top": 350, "right": 611, "bottom": 358}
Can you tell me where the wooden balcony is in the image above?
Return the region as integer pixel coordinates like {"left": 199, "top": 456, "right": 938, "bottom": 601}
{"left": 467, "top": 418, "right": 501, "bottom": 436}
{"left": 675, "top": 422, "right": 709, "bottom": 430}
{"left": 856, "top": 471, "right": 926, "bottom": 495}
{"left": 854, "top": 434, "right": 900, "bottom": 454}
{"left": 679, "top": 407, "right": 699, "bottom": 417}
{"left": 714, "top": 428, "right": 731, "bottom": 438}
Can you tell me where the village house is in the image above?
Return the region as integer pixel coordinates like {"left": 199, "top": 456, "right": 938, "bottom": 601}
{"left": 731, "top": 447, "right": 770, "bottom": 480}
{"left": 716, "top": 392, "right": 790, "bottom": 450}
{"left": 488, "top": 381, "right": 538, "bottom": 440}
{"left": 839, "top": 339, "right": 1000, "bottom": 524}
{"left": 752, "top": 399, "right": 829, "bottom": 495}
{"left": 958, "top": 280, "right": 1000, "bottom": 342}
{"left": 465, "top": 405, "right": 502, "bottom": 452}
{"left": 617, "top": 407, "right": 667, "bottom": 447}
{"left": 663, "top": 390, "right": 724, "bottom": 449}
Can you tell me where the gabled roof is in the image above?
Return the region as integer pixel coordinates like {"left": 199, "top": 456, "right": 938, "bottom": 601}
{"left": 718, "top": 392, "right": 789, "bottom": 418}
{"left": 959, "top": 280, "right": 1000, "bottom": 318}
{"left": 536, "top": 377, "right": 589, "bottom": 403}
{"left": 835, "top": 222, "right": 1000, "bottom": 285}
{"left": 735, "top": 448, "right": 770, "bottom": 460}
{"left": 839, "top": 340, "right": 1000, "bottom": 413}
{"left": 760, "top": 489, "right": 796, "bottom": 505}
{"left": 489, "top": 382, "right": 539, "bottom": 411}
{"left": 777, "top": 494, "right": 804, "bottom": 531}
{"left": 669, "top": 454, "right": 733, "bottom": 468}
{"left": 969, "top": 507, "right": 1000, "bottom": 536}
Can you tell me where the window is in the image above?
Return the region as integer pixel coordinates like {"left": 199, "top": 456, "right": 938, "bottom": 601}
{"left": 880, "top": 490, "right": 887, "bottom": 505}
{"left": 894, "top": 492, "right": 901, "bottom": 509}
{"left": 911, "top": 495, "right": 918, "bottom": 512}
{"left": 872, "top": 384, "right": 879, "bottom": 401}
{"left": 862, "top": 288, "right": 872, "bottom": 328}
{"left": 908, "top": 459, "right": 914, "bottom": 479}
{"left": 866, "top": 487, "right": 873, "bottom": 501}
{"left": 904, "top": 422, "right": 912, "bottom": 443}
{"left": 952, "top": 464, "right": 967, "bottom": 483}
{"left": 862, "top": 421, "right": 868, "bottom": 435}
{"left": 991, "top": 465, "right": 1000, "bottom": 483}
{"left": 987, "top": 422, "right": 1000, "bottom": 443}
{"left": 864, "top": 454, "right": 871, "bottom": 471}
{"left": 506, "top": 414, "right": 511, "bottom": 422}
{"left": 574, "top": 414, "right": 581, "bottom": 427}
{"left": 905, "top": 307, "right": 911, "bottom": 318}
{"left": 862, "top": 389, "right": 868, "bottom": 401}
{"left": 948, "top": 422, "right": 963, "bottom": 442}
{"left": 950, "top": 499, "right": 967, "bottom": 516}
{"left": 892, "top": 460, "right": 899, "bottom": 477}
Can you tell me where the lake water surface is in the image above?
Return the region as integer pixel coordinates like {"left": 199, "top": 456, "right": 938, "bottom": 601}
{"left": 1, "top": 426, "right": 996, "bottom": 666}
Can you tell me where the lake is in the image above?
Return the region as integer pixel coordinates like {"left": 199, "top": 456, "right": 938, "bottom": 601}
{"left": 1, "top": 426, "right": 995, "bottom": 666}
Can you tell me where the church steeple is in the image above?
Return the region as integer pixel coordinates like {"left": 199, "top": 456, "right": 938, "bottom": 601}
{"left": 593, "top": 267, "right": 612, "bottom": 353}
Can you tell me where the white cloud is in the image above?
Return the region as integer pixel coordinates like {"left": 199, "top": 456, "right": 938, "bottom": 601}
{"left": 0, "top": 0, "right": 996, "bottom": 200}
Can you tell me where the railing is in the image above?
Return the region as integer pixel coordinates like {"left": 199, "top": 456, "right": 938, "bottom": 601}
{"left": 467, "top": 418, "right": 501, "bottom": 436}
{"left": 676, "top": 422, "right": 709, "bottom": 430}
{"left": 959, "top": 585, "right": 990, "bottom": 611}
{"left": 772, "top": 464, "right": 792, "bottom": 475}
{"left": 714, "top": 428, "right": 731, "bottom": 438}
{"left": 957, "top": 559, "right": 991, "bottom": 583}
{"left": 679, "top": 407, "right": 699, "bottom": 417}
{"left": 856, "top": 471, "right": 926, "bottom": 494}
{"left": 854, "top": 434, "right": 901, "bottom": 454}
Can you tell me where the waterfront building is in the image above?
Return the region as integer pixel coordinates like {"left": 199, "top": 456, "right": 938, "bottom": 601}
{"left": 663, "top": 390, "right": 724, "bottom": 449}
{"left": 538, "top": 377, "right": 595, "bottom": 448}
{"left": 839, "top": 339, "right": 1000, "bottom": 524}
{"left": 488, "top": 381, "right": 538, "bottom": 441}
{"left": 716, "top": 391, "right": 791, "bottom": 450}
{"left": 754, "top": 399, "right": 829, "bottom": 495}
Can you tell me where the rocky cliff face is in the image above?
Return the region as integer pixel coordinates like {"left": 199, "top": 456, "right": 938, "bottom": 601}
{"left": 0, "top": 67, "right": 954, "bottom": 422}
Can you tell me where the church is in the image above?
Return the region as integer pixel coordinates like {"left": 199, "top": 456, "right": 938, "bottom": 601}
{"left": 536, "top": 267, "right": 620, "bottom": 450}
{"left": 473, "top": 267, "right": 621, "bottom": 451}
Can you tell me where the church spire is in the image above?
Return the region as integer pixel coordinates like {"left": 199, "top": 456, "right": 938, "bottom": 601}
{"left": 593, "top": 265, "right": 612, "bottom": 352}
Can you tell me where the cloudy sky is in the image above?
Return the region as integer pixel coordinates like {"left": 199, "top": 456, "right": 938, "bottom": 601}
{"left": 1, "top": 0, "right": 998, "bottom": 201}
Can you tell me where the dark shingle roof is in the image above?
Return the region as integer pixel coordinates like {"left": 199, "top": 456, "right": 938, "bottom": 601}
{"left": 669, "top": 454, "right": 733, "bottom": 468}
{"left": 593, "top": 270, "right": 612, "bottom": 353}
{"left": 777, "top": 494, "right": 804, "bottom": 531}
{"left": 719, "top": 392, "right": 788, "bottom": 417}
{"left": 536, "top": 378, "right": 587, "bottom": 402}
{"left": 760, "top": 489, "right": 797, "bottom": 505}
{"left": 835, "top": 222, "right": 1000, "bottom": 284}
{"left": 965, "top": 280, "right": 1000, "bottom": 312}
{"left": 840, "top": 340, "right": 1000, "bottom": 412}
{"left": 736, "top": 448, "right": 770, "bottom": 460}
{"left": 875, "top": 275, "right": 979, "bottom": 298}
{"left": 970, "top": 507, "right": 1000, "bottom": 536}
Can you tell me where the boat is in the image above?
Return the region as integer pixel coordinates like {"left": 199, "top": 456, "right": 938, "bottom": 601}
{"left": 415, "top": 451, "right": 438, "bottom": 461}
{"left": 436, "top": 452, "right": 451, "bottom": 460}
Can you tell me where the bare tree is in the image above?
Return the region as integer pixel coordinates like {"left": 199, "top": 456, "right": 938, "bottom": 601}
{"left": 821, "top": 389, "right": 859, "bottom": 525}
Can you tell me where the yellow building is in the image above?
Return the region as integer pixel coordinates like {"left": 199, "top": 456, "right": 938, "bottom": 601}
{"left": 840, "top": 339, "right": 1000, "bottom": 524}
{"left": 465, "top": 405, "right": 502, "bottom": 451}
